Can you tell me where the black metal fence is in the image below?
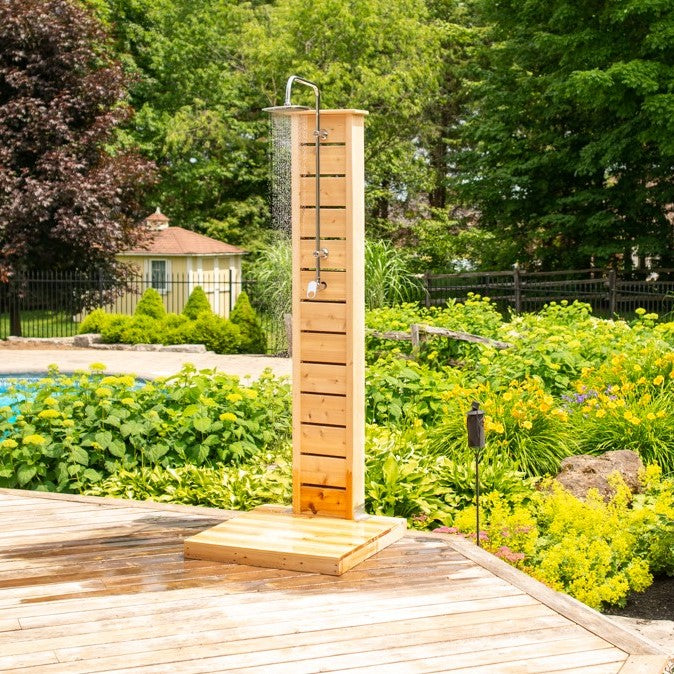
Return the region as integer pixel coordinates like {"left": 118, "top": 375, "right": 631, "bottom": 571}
{"left": 3, "top": 268, "right": 673, "bottom": 350}
{"left": 0, "top": 272, "right": 288, "bottom": 354}
{"left": 419, "top": 268, "right": 674, "bottom": 317}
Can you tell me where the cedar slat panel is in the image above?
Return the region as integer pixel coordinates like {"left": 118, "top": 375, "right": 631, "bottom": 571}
{"left": 299, "top": 239, "right": 346, "bottom": 270}
{"left": 299, "top": 301, "right": 347, "bottom": 333}
{"left": 300, "top": 208, "right": 346, "bottom": 238}
{"left": 299, "top": 485, "right": 347, "bottom": 517}
{"left": 299, "top": 423, "right": 348, "bottom": 458}
{"left": 299, "top": 113, "right": 347, "bottom": 143}
{"left": 300, "top": 270, "right": 346, "bottom": 301}
{"left": 299, "top": 363, "right": 347, "bottom": 395}
{"left": 299, "top": 393, "right": 347, "bottom": 425}
{"left": 300, "top": 145, "right": 347, "bottom": 175}
{"left": 300, "top": 332, "right": 347, "bottom": 364}
{"left": 298, "top": 455, "right": 347, "bottom": 488}
{"left": 300, "top": 176, "right": 346, "bottom": 207}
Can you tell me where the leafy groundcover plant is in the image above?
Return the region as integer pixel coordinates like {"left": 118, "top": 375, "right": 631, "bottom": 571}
{"left": 443, "top": 468, "right": 674, "bottom": 611}
{"left": 3, "top": 297, "right": 674, "bottom": 613}
{"left": 0, "top": 364, "right": 290, "bottom": 492}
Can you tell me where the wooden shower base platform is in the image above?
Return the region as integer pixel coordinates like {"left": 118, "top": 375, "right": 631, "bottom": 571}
{"left": 183, "top": 506, "right": 406, "bottom": 575}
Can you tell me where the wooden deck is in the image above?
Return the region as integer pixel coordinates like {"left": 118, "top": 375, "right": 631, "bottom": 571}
{"left": 0, "top": 489, "right": 668, "bottom": 673}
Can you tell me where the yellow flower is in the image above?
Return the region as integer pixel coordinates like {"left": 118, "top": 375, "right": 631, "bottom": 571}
{"left": 121, "top": 398, "right": 135, "bottom": 406}
{"left": 43, "top": 397, "right": 58, "bottom": 407}
{"left": 23, "top": 434, "right": 46, "bottom": 446}
{"left": 539, "top": 402, "right": 551, "bottom": 413}
{"left": 502, "top": 392, "right": 513, "bottom": 402}
{"left": 95, "top": 387, "right": 112, "bottom": 398}
{"left": 226, "top": 393, "right": 242, "bottom": 403}
{"left": 647, "top": 413, "right": 656, "bottom": 421}
{"left": 219, "top": 412, "right": 237, "bottom": 422}
{"left": 595, "top": 409, "right": 606, "bottom": 419}
{"left": 100, "top": 376, "right": 118, "bottom": 386}
{"left": 2, "top": 439, "right": 18, "bottom": 449}
{"left": 88, "top": 362, "right": 107, "bottom": 372}
{"left": 522, "top": 420, "right": 533, "bottom": 430}
{"left": 38, "top": 409, "right": 59, "bottom": 419}
{"left": 62, "top": 420, "right": 75, "bottom": 428}
{"left": 633, "top": 364, "right": 642, "bottom": 372}
{"left": 73, "top": 401, "right": 84, "bottom": 408}
{"left": 244, "top": 389, "right": 258, "bottom": 399}
{"left": 653, "top": 375, "right": 664, "bottom": 386}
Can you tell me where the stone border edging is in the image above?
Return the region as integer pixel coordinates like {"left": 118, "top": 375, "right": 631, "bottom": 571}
{"left": 5, "top": 334, "right": 210, "bottom": 354}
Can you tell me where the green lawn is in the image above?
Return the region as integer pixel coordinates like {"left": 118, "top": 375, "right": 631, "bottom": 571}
{"left": 0, "top": 310, "right": 79, "bottom": 339}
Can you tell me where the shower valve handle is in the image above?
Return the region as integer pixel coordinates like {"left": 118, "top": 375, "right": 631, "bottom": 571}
{"left": 306, "top": 280, "right": 327, "bottom": 299}
{"left": 314, "top": 129, "right": 328, "bottom": 140}
{"left": 313, "top": 248, "right": 329, "bottom": 259}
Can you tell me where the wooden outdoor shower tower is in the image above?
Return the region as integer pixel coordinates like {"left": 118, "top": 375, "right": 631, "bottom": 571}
{"left": 185, "top": 107, "right": 405, "bottom": 575}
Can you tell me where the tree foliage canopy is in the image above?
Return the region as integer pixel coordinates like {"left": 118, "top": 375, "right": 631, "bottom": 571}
{"left": 0, "top": 0, "right": 155, "bottom": 281}
{"left": 5, "top": 0, "right": 674, "bottom": 273}
{"left": 454, "top": 0, "right": 674, "bottom": 269}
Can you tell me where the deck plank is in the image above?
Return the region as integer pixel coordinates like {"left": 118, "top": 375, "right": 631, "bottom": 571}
{"left": 0, "top": 490, "right": 667, "bottom": 674}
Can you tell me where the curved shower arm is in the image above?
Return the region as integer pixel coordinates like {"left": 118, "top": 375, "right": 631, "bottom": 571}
{"left": 285, "top": 76, "right": 319, "bottom": 108}
{"left": 284, "top": 75, "right": 328, "bottom": 297}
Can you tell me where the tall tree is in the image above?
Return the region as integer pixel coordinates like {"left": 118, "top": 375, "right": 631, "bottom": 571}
{"left": 102, "top": 0, "right": 267, "bottom": 248}
{"left": 242, "top": 0, "right": 442, "bottom": 234}
{"left": 0, "top": 0, "right": 155, "bottom": 333}
{"left": 454, "top": 0, "right": 674, "bottom": 270}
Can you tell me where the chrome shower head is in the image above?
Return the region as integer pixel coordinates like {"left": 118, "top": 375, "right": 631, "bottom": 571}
{"left": 262, "top": 104, "right": 311, "bottom": 114}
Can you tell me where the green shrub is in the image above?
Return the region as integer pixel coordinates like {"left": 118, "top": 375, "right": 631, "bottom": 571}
{"left": 135, "top": 288, "right": 166, "bottom": 320}
{"left": 450, "top": 476, "right": 655, "bottom": 611}
{"left": 230, "top": 291, "right": 266, "bottom": 353}
{"left": 86, "top": 449, "right": 292, "bottom": 510}
{"left": 159, "top": 314, "right": 195, "bottom": 345}
{"left": 118, "top": 315, "right": 160, "bottom": 344}
{"left": 192, "top": 313, "right": 242, "bottom": 353}
{"left": 78, "top": 308, "right": 110, "bottom": 334}
{"left": 0, "top": 365, "right": 291, "bottom": 493}
{"left": 183, "top": 286, "right": 212, "bottom": 320}
{"left": 99, "top": 315, "right": 134, "bottom": 343}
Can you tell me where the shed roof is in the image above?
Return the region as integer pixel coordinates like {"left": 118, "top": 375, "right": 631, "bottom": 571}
{"left": 124, "top": 226, "right": 245, "bottom": 256}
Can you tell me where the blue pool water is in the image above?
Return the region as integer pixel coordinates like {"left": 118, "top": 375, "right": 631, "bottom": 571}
{"left": 0, "top": 374, "right": 44, "bottom": 408}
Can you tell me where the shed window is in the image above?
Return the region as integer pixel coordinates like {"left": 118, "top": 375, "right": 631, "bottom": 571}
{"left": 150, "top": 260, "right": 167, "bottom": 292}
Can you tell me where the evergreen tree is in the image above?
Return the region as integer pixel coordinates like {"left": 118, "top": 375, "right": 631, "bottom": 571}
{"left": 230, "top": 291, "right": 266, "bottom": 353}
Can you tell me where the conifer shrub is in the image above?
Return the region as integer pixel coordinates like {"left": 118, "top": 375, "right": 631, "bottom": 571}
{"left": 78, "top": 308, "right": 110, "bottom": 334}
{"left": 99, "top": 315, "right": 134, "bottom": 343}
{"left": 118, "top": 315, "right": 160, "bottom": 344}
{"left": 159, "top": 314, "right": 195, "bottom": 345}
{"left": 230, "top": 291, "right": 266, "bottom": 353}
{"left": 183, "top": 286, "right": 212, "bottom": 320}
{"left": 192, "top": 312, "right": 242, "bottom": 354}
{"left": 134, "top": 288, "right": 166, "bottom": 320}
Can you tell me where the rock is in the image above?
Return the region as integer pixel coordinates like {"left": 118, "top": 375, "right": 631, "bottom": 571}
{"left": 160, "top": 344, "right": 207, "bottom": 353}
{"left": 555, "top": 450, "right": 643, "bottom": 500}
{"left": 73, "top": 333, "right": 101, "bottom": 347}
{"left": 131, "top": 344, "right": 163, "bottom": 351}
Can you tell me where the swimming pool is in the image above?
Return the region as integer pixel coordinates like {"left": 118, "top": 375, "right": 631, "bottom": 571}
{"left": 0, "top": 374, "right": 44, "bottom": 408}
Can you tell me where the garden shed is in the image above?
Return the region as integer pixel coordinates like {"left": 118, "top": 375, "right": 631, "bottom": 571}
{"left": 115, "top": 209, "right": 246, "bottom": 318}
